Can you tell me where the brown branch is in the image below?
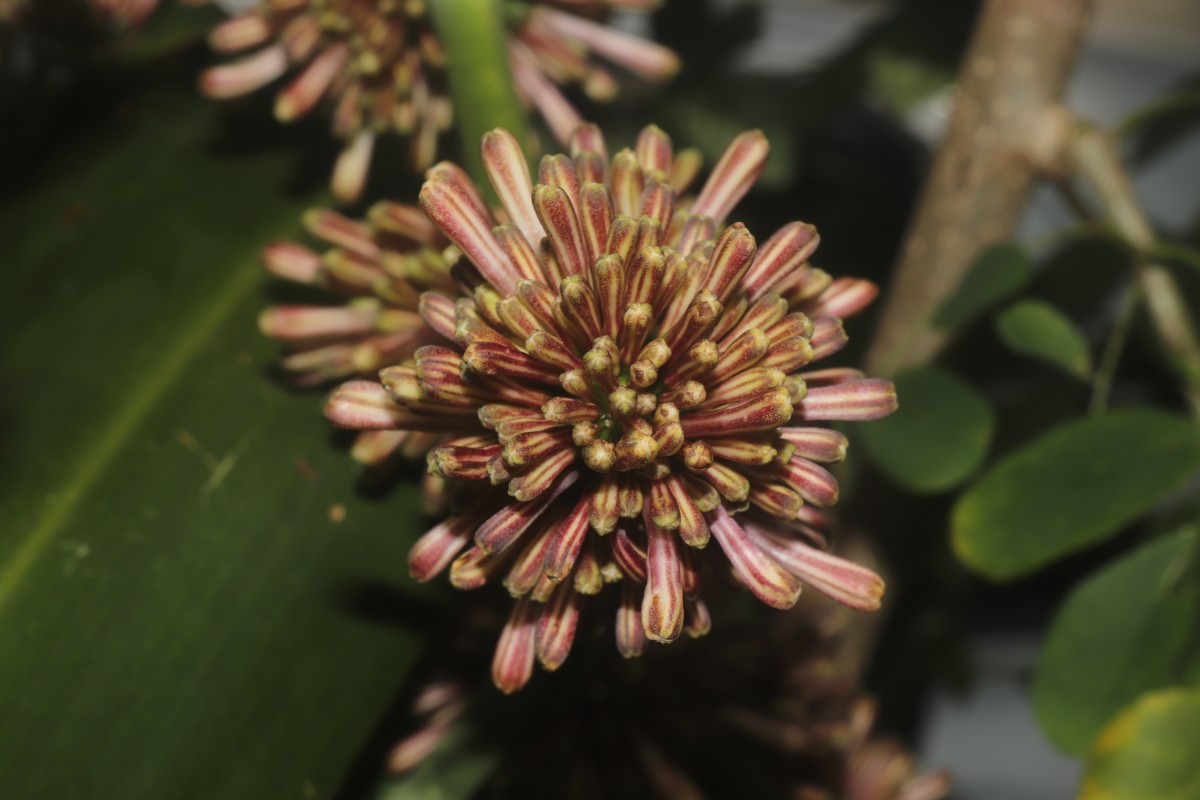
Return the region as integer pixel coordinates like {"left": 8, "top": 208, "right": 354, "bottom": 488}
{"left": 865, "top": 0, "right": 1093, "bottom": 376}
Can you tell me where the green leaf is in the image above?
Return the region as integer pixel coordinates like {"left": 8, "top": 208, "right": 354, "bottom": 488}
{"left": 1081, "top": 688, "right": 1200, "bottom": 800}
{"left": 857, "top": 367, "right": 994, "bottom": 494}
{"left": 994, "top": 299, "right": 1094, "bottom": 379}
{"left": 1033, "top": 530, "right": 1200, "bottom": 755}
{"left": 1147, "top": 241, "right": 1200, "bottom": 275}
{"left": 1117, "top": 72, "right": 1200, "bottom": 166}
{"left": 951, "top": 411, "right": 1200, "bottom": 581}
{"left": 0, "top": 89, "right": 432, "bottom": 798}
{"left": 932, "top": 243, "right": 1033, "bottom": 329}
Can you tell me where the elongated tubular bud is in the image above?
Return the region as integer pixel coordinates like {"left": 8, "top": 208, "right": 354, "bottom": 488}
{"left": 419, "top": 292, "right": 458, "bottom": 341}
{"left": 589, "top": 475, "right": 621, "bottom": 534}
{"left": 700, "top": 367, "right": 787, "bottom": 409}
{"left": 209, "top": 13, "right": 272, "bottom": 53}
{"left": 809, "top": 317, "right": 848, "bottom": 361}
{"left": 795, "top": 379, "right": 898, "bottom": 421}
{"left": 802, "top": 276, "right": 878, "bottom": 320}
{"left": 691, "top": 130, "right": 769, "bottom": 224}
{"left": 259, "top": 304, "right": 378, "bottom": 341}
{"left": 666, "top": 473, "right": 709, "bottom": 548}
{"left": 580, "top": 182, "right": 614, "bottom": 267}
{"left": 663, "top": 290, "right": 722, "bottom": 357}
{"left": 640, "top": 181, "right": 675, "bottom": 228}
{"left": 504, "top": 524, "right": 556, "bottom": 597}
{"left": 508, "top": 448, "right": 577, "bottom": 501}
{"left": 421, "top": 171, "right": 519, "bottom": 294}
{"left": 536, "top": 581, "right": 582, "bottom": 671}
{"left": 707, "top": 437, "right": 778, "bottom": 466}
{"left": 616, "top": 581, "right": 646, "bottom": 658}
{"left": 777, "top": 427, "right": 848, "bottom": 462}
{"left": 748, "top": 482, "right": 804, "bottom": 520}
{"left": 493, "top": 598, "right": 538, "bottom": 694}
{"left": 642, "top": 513, "right": 685, "bottom": 643}
{"left": 560, "top": 275, "right": 603, "bottom": 341}
{"left": 276, "top": 43, "right": 348, "bottom": 122}
{"left": 476, "top": 470, "right": 579, "bottom": 553}
{"left": 482, "top": 128, "right": 544, "bottom": 249}
{"left": 449, "top": 545, "right": 504, "bottom": 590}
{"left": 662, "top": 340, "right": 718, "bottom": 386}
{"left": 544, "top": 494, "right": 592, "bottom": 580}
{"left": 262, "top": 240, "right": 322, "bottom": 284}
{"left": 707, "top": 505, "right": 801, "bottom": 609}
{"left": 699, "top": 461, "right": 750, "bottom": 503}
{"left": 743, "top": 222, "right": 820, "bottom": 300}
{"left": 647, "top": 479, "right": 680, "bottom": 530}
{"left": 775, "top": 457, "right": 840, "bottom": 507}
{"left": 636, "top": 124, "right": 673, "bottom": 177}
{"left": 464, "top": 342, "right": 561, "bottom": 384}
{"left": 611, "top": 528, "right": 648, "bottom": 582}
{"left": 710, "top": 328, "right": 770, "bottom": 383}
{"left": 758, "top": 336, "right": 815, "bottom": 373}
{"left": 533, "top": 184, "right": 589, "bottom": 281}
{"left": 699, "top": 223, "right": 757, "bottom": 304}
{"left": 199, "top": 44, "right": 288, "bottom": 100}
{"left": 574, "top": 539, "right": 604, "bottom": 594}
{"left": 326, "top": 381, "right": 425, "bottom": 429}
{"left": 493, "top": 224, "right": 544, "bottom": 285}
{"left": 409, "top": 512, "right": 486, "bottom": 581}
{"left": 720, "top": 294, "right": 789, "bottom": 347}
{"left": 525, "top": 330, "right": 583, "bottom": 373}
{"left": 743, "top": 521, "right": 884, "bottom": 611}
{"left": 680, "top": 387, "right": 793, "bottom": 438}
{"left": 619, "top": 303, "right": 654, "bottom": 364}
{"left": 610, "top": 149, "right": 644, "bottom": 218}
{"left": 502, "top": 430, "right": 573, "bottom": 468}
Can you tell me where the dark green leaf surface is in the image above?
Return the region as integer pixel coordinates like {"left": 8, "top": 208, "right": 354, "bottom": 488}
{"left": 994, "top": 299, "right": 1093, "bottom": 379}
{"left": 1081, "top": 688, "right": 1200, "bottom": 800}
{"left": 1033, "top": 530, "right": 1200, "bottom": 755}
{"left": 0, "top": 90, "right": 430, "bottom": 798}
{"left": 857, "top": 367, "right": 994, "bottom": 494}
{"left": 951, "top": 411, "right": 1200, "bottom": 581}
{"left": 932, "top": 242, "right": 1033, "bottom": 329}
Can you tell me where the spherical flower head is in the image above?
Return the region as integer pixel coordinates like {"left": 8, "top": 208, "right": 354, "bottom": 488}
{"left": 200, "top": 0, "right": 679, "bottom": 202}
{"left": 326, "top": 122, "right": 899, "bottom": 693}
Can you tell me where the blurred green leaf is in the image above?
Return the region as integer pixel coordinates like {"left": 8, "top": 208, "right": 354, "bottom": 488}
{"left": 951, "top": 411, "right": 1200, "bottom": 581}
{"left": 994, "top": 299, "right": 1093, "bottom": 379}
{"left": 0, "top": 88, "right": 431, "bottom": 798}
{"left": 119, "top": 1, "right": 223, "bottom": 62}
{"left": 1033, "top": 529, "right": 1200, "bottom": 755}
{"left": 857, "top": 367, "right": 994, "bottom": 494}
{"left": 1118, "top": 73, "right": 1200, "bottom": 166}
{"left": 1081, "top": 688, "right": 1200, "bottom": 800}
{"left": 866, "top": 47, "right": 954, "bottom": 116}
{"left": 932, "top": 243, "right": 1033, "bottom": 329}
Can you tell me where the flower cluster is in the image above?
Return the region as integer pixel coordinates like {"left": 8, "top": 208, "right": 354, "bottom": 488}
{"left": 201, "top": 0, "right": 679, "bottom": 201}
{"left": 326, "top": 123, "right": 898, "bottom": 692}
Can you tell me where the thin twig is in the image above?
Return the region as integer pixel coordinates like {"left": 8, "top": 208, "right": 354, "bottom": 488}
{"left": 1088, "top": 280, "right": 1141, "bottom": 415}
{"left": 1067, "top": 124, "right": 1200, "bottom": 416}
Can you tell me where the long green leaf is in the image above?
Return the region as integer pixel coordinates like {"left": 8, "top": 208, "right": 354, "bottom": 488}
{"left": 951, "top": 410, "right": 1200, "bottom": 581}
{"left": 0, "top": 88, "right": 431, "bottom": 798}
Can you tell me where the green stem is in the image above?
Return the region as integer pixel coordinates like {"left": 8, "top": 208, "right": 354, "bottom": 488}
{"left": 1089, "top": 281, "right": 1141, "bottom": 415}
{"left": 1067, "top": 124, "right": 1200, "bottom": 417}
{"left": 428, "top": 0, "right": 530, "bottom": 189}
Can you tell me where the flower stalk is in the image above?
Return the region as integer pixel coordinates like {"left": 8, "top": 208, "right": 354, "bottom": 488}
{"left": 428, "top": 0, "right": 530, "bottom": 188}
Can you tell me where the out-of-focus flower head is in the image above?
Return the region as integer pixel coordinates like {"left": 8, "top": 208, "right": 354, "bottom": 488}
{"left": 259, "top": 201, "right": 459, "bottom": 506}
{"left": 199, "top": 0, "right": 679, "bottom": 201}
{"left": 326, "top": 122, "right": 898, "bottom": 693}
{"left": 388, "top": 598, "right": 950, "bottom": 799}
